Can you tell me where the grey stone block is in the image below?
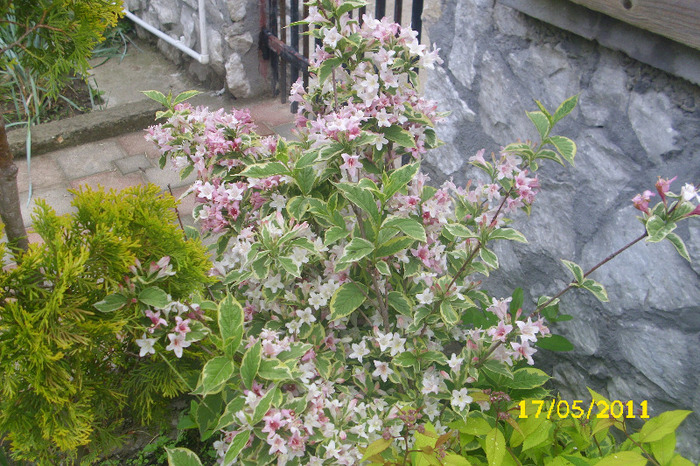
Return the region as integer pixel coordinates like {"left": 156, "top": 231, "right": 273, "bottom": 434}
{"left": 52, "top": 141, "right": 125, "bottom": 180}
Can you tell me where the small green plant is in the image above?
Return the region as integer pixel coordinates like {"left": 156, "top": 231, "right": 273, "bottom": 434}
{"left": 0, "top": 185, "right": 212, "bottom": 463}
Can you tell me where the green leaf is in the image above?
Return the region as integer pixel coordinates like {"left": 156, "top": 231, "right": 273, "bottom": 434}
{"left": 581, "top": 278, "right": 609, "bottom": 302}
{"left": 548, "top": 135, "right": 576, "bottom": 166}
{"left": 142, "top": 90, "right": 169, "bottom": 107}
{"left": 240, "top": 161, "right": 290, "bottom": 178}
{"left": 535, "top": 334, "right": 574, "bottom": 351}
{"left": 318, "top": 57, "right": 343, "bottom": 84}
{"left": 651, "top": 432, "right": 676, "bottom": 466}
{"left": 393, "top": 352, "right": 418, "bottom": 367}
{"left": 361, "top": 438, "right": 392, "bottom": 463}
{"left": 382, "top": 125, "right": 417, "bottom": 148}
{"left": 223, "top": 430, "right": 250, "bottom": 465}
{"left": 646, "top": 215, "right": 677, "bottom": 243}
{"left": 445, "top": 223, "right": 478, "bottom": 238}
{"left": 194, "top": 357, "right": 235, "bottom": 396}
{"left": 258, "top": 358, "right": 294, "bottom": 380}
{"left": 218, "top": 294, "right": 244, "bottom": 357}
{"left": 240, "top": 341, "right": 261, "bottom": 390}
{"left": 335, "top": 182, "right": 380, "bottom": 224}
{"left": 534, "top": 100, "right": 552, "bottom": 120}
{"left": 382, "top": 216, "right": 427, "bottom": 242}
{"left": 482, "top": 360, "right": 513, "bottom": 379}
{"left": 375, "top": 236, "right": 416, "bottom": 258}
{"left": 596, "top": 451, "right": 647, "bottom": 466}
{"left": 479, "top": 247, "right": 498, "bottom": 269}
{"left": 337, "top": 237, "right": 375, "bottom": 264}
{"left": 295, "top": 150, "right": 319, "bottom": 169}
{"left": 552, "top": 94, "right": 579, "bottom": 124}
{"left": 166, "top": 447, "right": 202, "bottom": 466}
{"left": 324, "top": 226, "right": 350, "bottom": 246}
{"left": 252, "top": 386, "right": 278, "bottom": 425}
{"left": 329, "top": 282, "right": 368, "bottom": 321}
{"left": 527, "top": 111, "right": 551, "bottom": 140}
{"left": 172, "top": 90, "right": 201, "bottom": 105}
{"left": 387, "top": 291, "right": 413, "bottom": 317}
{"left": 522, "top": 420, "right": 553, "bottom": 451}
{"left": 638, "top": 410, "right": 692, "bottom": 443}
{"left": 561, "top": 259, "right": 584, "bottom": 284}
{"left": 384, "top": 163, "right": 420, "bottom": 199}
{"left": 294, "top": 166, "right": 316, "bottom": 195}
{"left": 138, "top": 287, "right": 169, "bottom": 309}
{"left": 93, "top": 293, "right": 129, "bottom": 313}
{"left": 485, "top": 427, "right": 506, "bottom": 466}
{"left": 502, "top": 368, "right": 550, "bottom": 389}
{"left": 376, "top": 260, "right": 391, "bottom": 276}
{"left": 536, "top": 149, "right": 564, "bottom": 166}
{"left": 440, "top": 301, "right": 459, "bottom": 327}
{"left": 489, "top": 228, "right": 527, "bottom": 243}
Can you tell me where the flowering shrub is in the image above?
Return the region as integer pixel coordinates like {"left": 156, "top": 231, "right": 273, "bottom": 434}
{"left": 140, "top": 1, "right": 698, "bottom": 465}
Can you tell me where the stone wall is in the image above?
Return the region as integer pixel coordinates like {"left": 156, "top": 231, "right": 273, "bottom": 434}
{"left": 422, "top": 0, "right": 700, "bottom": 459}
{"left": 123, "top": 0, "right": 264, "bottom": 98}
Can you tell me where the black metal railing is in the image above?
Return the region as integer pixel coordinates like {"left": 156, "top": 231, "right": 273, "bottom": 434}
{"left": 260, "top": 0, "right": 425, "bottom": 110}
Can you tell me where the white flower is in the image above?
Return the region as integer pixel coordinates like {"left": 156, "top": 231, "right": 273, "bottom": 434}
{"left": 447, "top": 353, "right": 464, "bottom": 371}
{"left": 165, "top": 332, "right": 191, "bottom": 358}
{"left": 516, "top": 317, "right": 540, "bottom": 343}
{"left": 296, "top": 307, "right": 317, "bottom": 325}
{"left": 323, "top": 26, "right": 342, "bottom": 48}
{"left": 270, "top": 193, "right": 287, "bottom": 211}
{"left": 375, "top": 331, "right": 393, "bottom": 353}
{"left": 388, "top": 334, "right": 406, "bottom": 357}
{"left": 349, "top": 340, "right": 370, "bottom": 362}
{"left": 367, "top": 414, "right": 383, "bottom": 433}
{"left": 416, "top": 289, "right": 434, "bottom": 305}
{"left": 286, "top": 319, "right": 302, "bottom": 334}
{"left": 135, "top": 333, "right": 157, "bottom": 357}
{"left": 290, "top": 246, "right": 310, "bottom": 267}
{"left": 264, "top": 273, "right": 284, "bottom": 292}
{"left": 681, "top": 183, "right": 699, "bottom": 202}
{"left": 451, "top": 388, "right": 473, "bottom": 411}
{"left": 372, "top": 360, "right": 393, "bottom": 382}
{"left": 421, "top": 372, "right": 440, "bottom": 395}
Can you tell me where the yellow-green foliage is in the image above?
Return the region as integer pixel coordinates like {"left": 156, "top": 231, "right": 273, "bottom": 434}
{"left": 0, "top": 185, "right": 212, "bottom": 464}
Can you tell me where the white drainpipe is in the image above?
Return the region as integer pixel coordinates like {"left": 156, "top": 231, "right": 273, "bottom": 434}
{"left": 123, "top": 0, "right": 210, "bottom": 64}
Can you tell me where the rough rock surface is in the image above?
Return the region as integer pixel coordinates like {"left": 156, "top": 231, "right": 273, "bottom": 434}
{"left": 424, "top": 0, "right": 700, "bottom": 459}
{"left": 126, "top": 0, "right": 264, "bottom": 97}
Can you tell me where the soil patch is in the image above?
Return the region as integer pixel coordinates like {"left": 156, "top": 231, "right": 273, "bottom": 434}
{"left": 0, "top": 75, "right": 101, "bottom": 126}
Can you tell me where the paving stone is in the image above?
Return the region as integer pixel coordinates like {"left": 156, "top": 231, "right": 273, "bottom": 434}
{"left": 170, "top": 185, "right": 196, "bottom": 218}
{"left": 115, "top": 154, "right": 153, "bottom": 174}
{"left": 69, "top": 171, "right": 146, "bottom": 192}
{"left": 20, "top": 187, "right": 76, "bottom": 227}
{"left": 51, "top": 140, "right": 125, "bottom": 179}
{"left": 143, "top": 166, "right": 196, "bottom": 190}
{"left": 248, "top": 100, "right": 296, "bottom": 127}
{"left": 271, "top": 122, "right": 297, "bottom": 141}
{"left": 15, "top": 155, "right": 66, "bottom": 193}
{"left": 255, "top": 122, "right": 275, "bottom": 136}
{"left": 118, "top": 131, "right": 161, "bottom": 158}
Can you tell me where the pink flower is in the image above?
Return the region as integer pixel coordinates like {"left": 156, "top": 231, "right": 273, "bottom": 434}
{"left": 487, "top": 320, "right": 513, "bottom": 343}
{"left": 173, "top": 316, "right": 191, "bottom": 336}
{"left": 165, "top": 332, "right": 191, "bottom": 358}
{"left": 268, "top": 433, "right": 288, "bottom": 455}
{"left": 145, "top": 310, "right": 167, "bottom": 332}
{"left": 340, "top": 153, "right": 361, "bottom": 180}
{"left": 511, "top": 341, "right": 537, "bottom": 365}
{"left": 632, "top": 190, "right": 655, "bottom": 214}
{"left": 655, "top": 176, "right": 677, "bottom": 203}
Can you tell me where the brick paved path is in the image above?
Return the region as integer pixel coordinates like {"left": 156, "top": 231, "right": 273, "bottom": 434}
{"left": 13, "top": 98, "right": 295, "bottom": 243}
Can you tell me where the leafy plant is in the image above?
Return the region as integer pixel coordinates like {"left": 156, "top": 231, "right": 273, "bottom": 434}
{"left": 140, "top": 1, "right": 698, "bottom": 464}
{"left": 0, "top": 185, "right": 212, "bottom": 463}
